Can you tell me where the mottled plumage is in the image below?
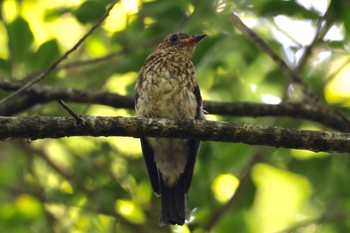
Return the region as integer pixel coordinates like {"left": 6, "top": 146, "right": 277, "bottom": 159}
{"left": 135, "top": 33, "right": 206, "bottom": 225}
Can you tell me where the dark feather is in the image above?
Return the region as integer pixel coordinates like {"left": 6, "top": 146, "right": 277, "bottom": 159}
{"left": 183, "top": 139, "right": 200, "bottom": 192}
{"left": 140, "top": 138, "right": 160, "bottom": 195}
{"left": 159, "top": 174, "right": 187, "bottom": 226}
{"left": 159, "top": 139, "right": 199, "bottom": 225}
{"left": 193, "top": 84, "right": 206, "bottom": 118}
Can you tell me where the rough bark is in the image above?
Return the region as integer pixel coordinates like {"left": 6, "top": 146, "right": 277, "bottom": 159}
{"left": 1, "top": 116, "right": 349, "bottom": 153}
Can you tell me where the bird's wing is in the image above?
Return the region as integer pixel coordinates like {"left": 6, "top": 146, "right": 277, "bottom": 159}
{"left": 182, "top": 84, "right": 204, "bottom": 192}
{"left": 193, "top": 84, "right": 206, "bottom": 119}
{"left": 140, "top": 138, "right": 160, "bottom": 195}
{"left": 182, "top": 139, "right": 200, "bottom": 192}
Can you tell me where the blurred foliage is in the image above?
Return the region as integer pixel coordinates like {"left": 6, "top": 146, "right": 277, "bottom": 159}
{"left": 0, "top": 0, "right": 350, "bottom": 232}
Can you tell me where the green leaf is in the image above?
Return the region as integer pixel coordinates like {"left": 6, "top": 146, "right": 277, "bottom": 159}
{"left": 73, "top": 1, "right": 107, "bottom": 24}
{"left": 7, "top": 16, "right": 34, "bottom": 62}
{"left": 30, "top": 39, "right": 60, "bottom": 69}
{"left": 140, "top": 1, "right": 187, "bottom": 32}
{"left": 258, "top": 0, "right": 319, "bottom": 18}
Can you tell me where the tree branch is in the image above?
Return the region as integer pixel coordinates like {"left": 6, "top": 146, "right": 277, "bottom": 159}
{"left": 229, "top": 12, "right": 350, "bottom": 129}
{"left": 1, "top": 116, "right": 349, "bottom": 153}
{"left": 0, "top": 79, "right": 348, "bottom": 131}
{"left": 229, "top": 12, "right": 304, "bottom": 86}
{"left": 0, "top": 79, "right": 134, "bottom": 115}
{"left": 294, "top": 5, "right": 333, "bottom": 73}
{"left": 204, "top": 150, "right": 264, "bottom": 231}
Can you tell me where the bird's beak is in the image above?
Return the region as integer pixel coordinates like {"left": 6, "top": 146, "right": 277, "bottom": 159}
{"left": 180, "top": 34, "right": 207, "bottom": 44}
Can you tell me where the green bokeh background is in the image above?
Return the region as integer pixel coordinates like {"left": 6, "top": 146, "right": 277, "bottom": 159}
{"left": 1, "top": 0, "right": 350, "bottom": 232}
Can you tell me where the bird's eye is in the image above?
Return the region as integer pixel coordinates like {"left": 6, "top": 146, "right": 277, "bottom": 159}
{"left": 169, "top": 34, "right": 178, "bottom": 42}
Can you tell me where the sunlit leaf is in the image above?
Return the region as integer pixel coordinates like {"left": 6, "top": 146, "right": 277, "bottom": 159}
{"left": 325, "top": 60, "right": 350, "bottom": 106}
{"left": 249, "top": 164, "right": 312, "bottom": 233}
{"left": 15, "top": 195, "right": 42, "bottom": 219}
{"left": 115, "top": 200, "right": 145, "bottom": 224}
{"left": 211, "top": 174, "right": 239, "bottom": 203}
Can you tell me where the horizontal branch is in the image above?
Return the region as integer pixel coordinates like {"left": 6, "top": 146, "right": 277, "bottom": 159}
{"left": 1, "top": 116, "right": 349, "bottom": 153}
{"left": 0, "top": 79, "right": 348, "bottom": 131}
{"left": 0, "top": 79, "right": 134, "bottom": 115}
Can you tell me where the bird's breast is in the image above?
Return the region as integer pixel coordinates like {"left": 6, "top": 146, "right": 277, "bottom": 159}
{"left": 136, "top": 56, "right": 198, "bottom": 119}
{"left": 138, "top": 81, "right": 197, "bottom": 119}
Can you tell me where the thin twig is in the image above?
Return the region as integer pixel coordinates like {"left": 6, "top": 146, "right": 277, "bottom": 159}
{"left": 57, "top": 2, "right": 202, "bottom": 72}
{"left": 58, "top": 52, "right": 121, "bottom": 70}
{"left": 295, "top": 5, "right": 333, "bottom": 73}
{"left": 0, "top": 0, "right": 119, "bottom": 106}
{"left": 271, "top": 20, "right": 303, "bottom": 48}
{"left": 229, "top": 12, "right": 303, "bottom": 85}
{"left": 58, "top": 99, "right": 84, "bottom": 124}
{"left": 204, "top": 108, "right": 283, "bottom": 230}
{"left": 229, "top": 12, "right": 350, "bottom": 127}
{"left": 275, "top": 211, "right": 350, "bottom": 233}
{"left": 204, "top": 150, "right": 264, "bottom": 231}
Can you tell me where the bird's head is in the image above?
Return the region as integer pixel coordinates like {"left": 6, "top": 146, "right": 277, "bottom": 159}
{"left": 157, "top": 33, "right": 206, "bottom": 58}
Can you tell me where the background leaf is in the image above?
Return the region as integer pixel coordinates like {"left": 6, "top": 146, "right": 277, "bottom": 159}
{"left": 7, "top": 16, "right": 34, "bottom": 63}
{"left": 30, "top": 39, "right": 60, "bottom": 69}
{"left": 73, "top": 1, "right": 108, "bottom": 24}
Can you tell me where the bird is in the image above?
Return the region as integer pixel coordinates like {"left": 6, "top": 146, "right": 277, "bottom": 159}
{"left": 135, "top": 32, "right": 206, "bottom": 226}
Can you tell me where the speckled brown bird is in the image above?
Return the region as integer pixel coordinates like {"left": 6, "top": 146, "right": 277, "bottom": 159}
{"left": 135, "top": 33, "right": 206, "bottom": 225}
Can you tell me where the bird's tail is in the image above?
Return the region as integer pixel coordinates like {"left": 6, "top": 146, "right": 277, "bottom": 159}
{"left": 159, "top": 177, "right": 189, "bottom": 226}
